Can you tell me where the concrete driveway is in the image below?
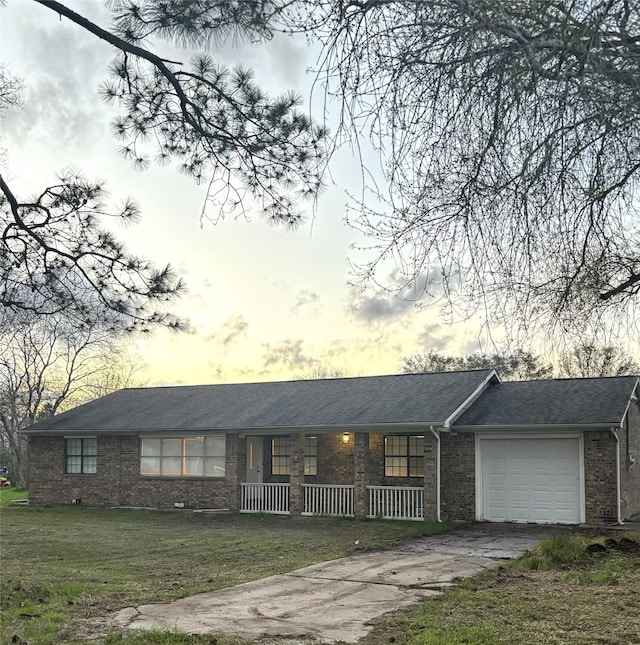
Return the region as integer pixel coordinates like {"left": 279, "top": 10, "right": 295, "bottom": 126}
{"left": 114, "top": 523, "right": 566, "bottom": 643}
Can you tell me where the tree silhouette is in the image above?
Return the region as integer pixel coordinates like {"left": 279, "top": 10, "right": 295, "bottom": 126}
{"left": 1, "top": 0, "right": 327, "bottom": 327}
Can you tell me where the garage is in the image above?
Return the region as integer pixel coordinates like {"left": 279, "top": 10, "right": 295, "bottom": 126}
{"left": 478, "top": 436, "right": 583, "bottom": 524}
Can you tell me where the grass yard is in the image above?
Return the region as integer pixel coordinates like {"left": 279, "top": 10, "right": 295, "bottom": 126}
{"left": 363, "top": 530, "right": 640, "bottom": 645}
{"left": 0, "top": 496, "right": 449, "bottom": 645}
{"left": 0, "top": 486, "right": 28, "bottom": 506}
{"left": 2, "top": 491, "right": 639, "bottom": 645}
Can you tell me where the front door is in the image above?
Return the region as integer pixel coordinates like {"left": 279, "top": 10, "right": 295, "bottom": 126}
{"left": 246, "top": 436, "right": 263, "bottom": 484}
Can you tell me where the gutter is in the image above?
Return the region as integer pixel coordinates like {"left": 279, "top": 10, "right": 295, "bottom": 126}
{"left": 22, "top": 420, "right": 452, "bottom": 436}
{"left": 429, "top": 426, "right": 441, "bottom": 522}
{"left": 452, "top": 422, "right": 624, "bottom": 431}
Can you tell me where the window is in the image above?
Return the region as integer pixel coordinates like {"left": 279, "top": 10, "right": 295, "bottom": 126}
{"left": 271, "top": 437, "right": 290, "bottom": 475}
{"left": 384, "top": 435, "right": 424, "bottom": 477}
{"left": 271, "top": 436, "right": 318, "bottom": 476}
{"left": 65, "top": 437, "right": 97, "bottom": 474}
{"left": 140, "top": 436, "right": 226, "bottom": 477}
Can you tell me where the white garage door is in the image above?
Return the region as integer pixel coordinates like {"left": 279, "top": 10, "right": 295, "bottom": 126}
{"left": 480, "top": 437, "right": 582, "bottom": 524}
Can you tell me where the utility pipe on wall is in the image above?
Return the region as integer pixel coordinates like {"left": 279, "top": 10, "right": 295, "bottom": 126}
{"left": 611, "top": 428, "right": 622, "bottom": 524}
{"left": 429, "top": 426, "right": 441, "bottom": 522}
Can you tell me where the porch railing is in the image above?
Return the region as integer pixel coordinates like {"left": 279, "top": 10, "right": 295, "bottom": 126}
{"left": 302, "top": 484, "right": 354, "bottom": 517}
{"left": 240, "top": 482, "right": 290, "bottom": 515}
{"left": 240, "top": 482, "right": 424, "bottom": 521}
{"left": 367, "top": 485, "right": 424, "bottom": 521}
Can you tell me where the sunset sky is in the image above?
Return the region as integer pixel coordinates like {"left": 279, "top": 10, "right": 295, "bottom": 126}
{"left": 0, "top": 0, "right": 554, "bottom": 386}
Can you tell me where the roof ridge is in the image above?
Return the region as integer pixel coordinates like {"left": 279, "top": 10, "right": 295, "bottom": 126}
{"left": 123, "top": 369, "right": 496, "bottom": 390}
{"left": 501, "top": 374, "right": 639, "bottom": 384}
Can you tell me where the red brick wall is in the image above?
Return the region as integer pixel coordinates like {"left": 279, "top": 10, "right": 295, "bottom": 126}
{"left": 440, "top": 432, "right": 476, "bottom": 522}
{"left": 367, "top": 434, "right": 385, "bottom": 485}
{"left": 27, "top": 434, "right": 240, "bottom": 510}
{"left": 583, "top": 431, "right": 618, "bottom": 524}
{"left": 316, "top": 434, "right": 354, "bottom": 484}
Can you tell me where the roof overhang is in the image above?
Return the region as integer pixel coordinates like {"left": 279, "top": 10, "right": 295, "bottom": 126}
{"left": 452, "top": 422, "right": 623, "bottom": 432}
{"left": 23, "top": 421, "right": 451, "bottom": 437}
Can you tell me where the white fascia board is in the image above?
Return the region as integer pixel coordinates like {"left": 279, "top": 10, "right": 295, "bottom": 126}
{"left": 620, "top": 377, "right": 640, "bottom": 427}
{"left": 443, "top": 369, "right": 499, "bottom": 428}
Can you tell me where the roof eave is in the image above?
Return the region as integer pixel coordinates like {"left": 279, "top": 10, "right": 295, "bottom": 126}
{"left": 22, "top": 420, "right": 452, "bottom": 437}
{"left": 452, "top": 422, "right": 623, "bottom": 431}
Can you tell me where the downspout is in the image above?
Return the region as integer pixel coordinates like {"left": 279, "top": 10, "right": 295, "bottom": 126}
{"left": 611, "top": 428, "right": 622, "bottom": 524}
{"left": 429, "top": 426, "right": 441, "bottom": 522}
{"left": 625, "top": 411, "right": 636, "bottom": 468}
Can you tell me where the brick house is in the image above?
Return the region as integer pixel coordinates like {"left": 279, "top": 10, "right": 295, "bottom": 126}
{"left": 22, "top": 370, "right": 640, "bottom": 525}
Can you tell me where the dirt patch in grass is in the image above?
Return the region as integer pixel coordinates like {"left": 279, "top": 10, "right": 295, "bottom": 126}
{"left": 586, "top": 536, "right": 640, "bottom": 555}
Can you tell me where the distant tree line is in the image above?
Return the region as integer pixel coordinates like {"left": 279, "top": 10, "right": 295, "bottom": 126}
{"left": 0, "top": 309, "right": 144, "bottom": 488}
{"left": 402, "top": 344, "right": 638, "bottom": 380}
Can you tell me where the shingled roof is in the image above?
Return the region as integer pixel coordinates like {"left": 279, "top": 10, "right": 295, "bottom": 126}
{"left": 23, "top": 370, "right": 497, "bottom": 435}
{"left": 454, "top": 375, "right": 639, "bottom": 428}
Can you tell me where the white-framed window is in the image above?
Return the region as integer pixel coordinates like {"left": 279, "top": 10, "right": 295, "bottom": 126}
{"left": 64, "top": 437, "right": 97, "bottom": 474}
{"left": 384, "top": 435, "right": 424, "bottom": 477}
{"left": 271, "top": 436, "right": 318, "bottom": 476}
{"left": 140, "top": 436, "right": 226, "bottom": 477}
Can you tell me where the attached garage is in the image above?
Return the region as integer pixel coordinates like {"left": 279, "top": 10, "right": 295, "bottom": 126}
{"left": 477, "top": 435, "right": 584, "bottom": 524}
{"left": 453, "top": 376, "right": 640, "bottom": 526}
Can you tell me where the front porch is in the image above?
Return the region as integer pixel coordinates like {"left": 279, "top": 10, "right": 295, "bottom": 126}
{"left": 238, "top": 431, "right": 437, "bottom": 521}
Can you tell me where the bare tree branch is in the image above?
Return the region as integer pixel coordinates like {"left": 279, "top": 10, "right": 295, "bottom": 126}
{"left": 277, "top": 0, "right": 640, "bottom": 336}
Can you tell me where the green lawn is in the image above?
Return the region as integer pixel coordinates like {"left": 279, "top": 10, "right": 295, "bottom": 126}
{"left": 0, "top": 501, "right": 450, "bottom": 645}
{"left": 2, "top": 496, "right": 639, "bottom": 645}
{"left": 0, "top": 486, "right": 28, "bottom": 506}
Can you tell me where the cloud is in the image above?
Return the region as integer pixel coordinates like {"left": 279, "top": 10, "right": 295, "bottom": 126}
{"left": 3, "top": 5, "right": 114, "bottom": 155}
{"left": 347, "top": 267, "right": 454, "bottom": 323}
{"left": 208, "top": 315, "right": 249, "bottom": 348}
{"left": 263, "top": 338, "right": 316, "bottom": 369}
{"left": 256, "top": 33, "right": 310, "bottom": 88}
{"left": 347, "top": 284, "right": 418, "bottom": 322}
{"left": 417, "top": 323, "right": 454, "bottom": 352}
{"left": 290, "top": 289, "right": 321, "bottom": 315}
